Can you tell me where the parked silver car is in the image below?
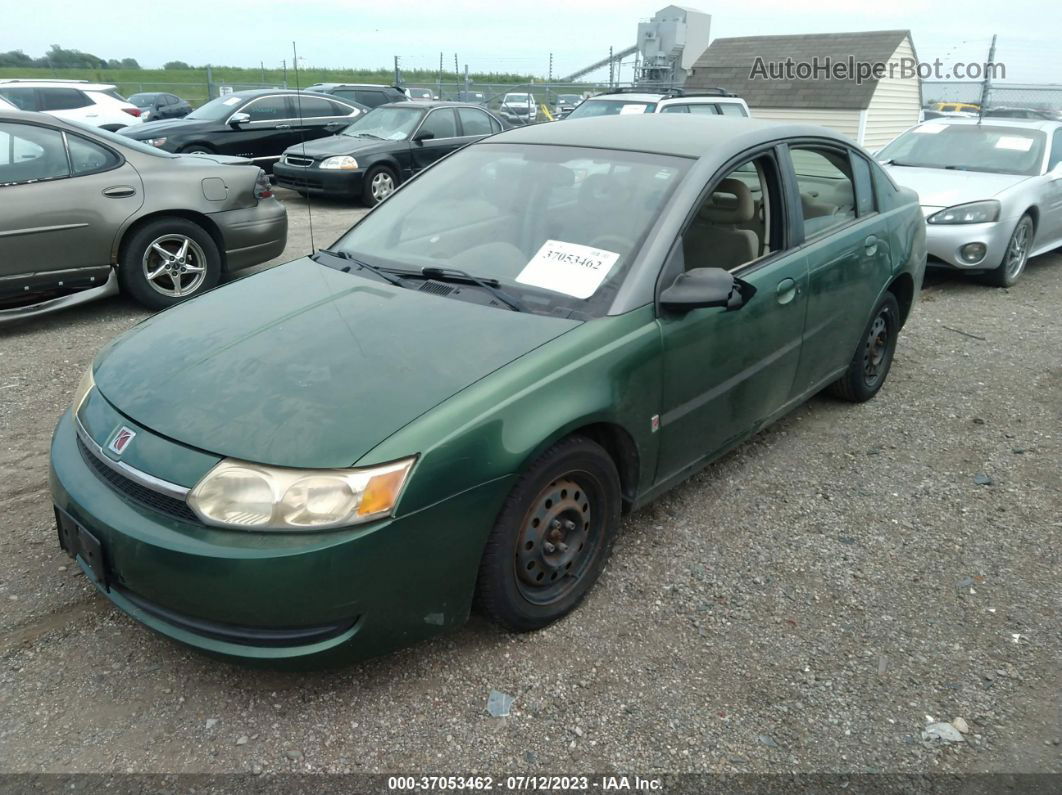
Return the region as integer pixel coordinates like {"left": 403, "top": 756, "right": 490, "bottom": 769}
{"left": 878, "top": 118, "right": 1062, "bottom": 286}
{"left": 0, "top": 110, "right": 287, "bottom": 322}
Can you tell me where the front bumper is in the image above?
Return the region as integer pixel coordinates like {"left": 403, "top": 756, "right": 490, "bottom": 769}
{"left": 923, "top": 210, "right": 1017, "bottom": 271}
{"left": 49, "top": 409, "right": 511, "bottom": 667}
{"left": 210, "top": 198, "right": 288, "bottom": 272}
{"left": 272, "top": 162, "right": 365, "bottom": 198}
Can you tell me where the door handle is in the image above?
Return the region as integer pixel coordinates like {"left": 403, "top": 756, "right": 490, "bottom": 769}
{"left": 864, "top": 234, "right": 879, "bottom": 255}
{"left": 102, "top": 186, "right": 136, "bottom": 198}
{"left": 276, "top": 123, "right": 292, "bottom": 129}
{"left": 776, "top": 277, "right": 797, "bottom": 305}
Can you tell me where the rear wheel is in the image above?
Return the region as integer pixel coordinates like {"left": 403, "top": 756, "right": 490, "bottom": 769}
{"left": 180, "top": 144, "right": 215, "bottom": 155}
{"left": 981, "top": 214, "right": 1033, "bottom": 287}
{"left": 361, "top": 165, "right": 397, "bottom": 206}
{"left": 827, "top": 292, "right": 900, "bottom": 403}
{"left": 475, "top": 437, "right": 621, "bottom": 632}
{"left": 119, "top": 217, "right": 221, "bottom": 310}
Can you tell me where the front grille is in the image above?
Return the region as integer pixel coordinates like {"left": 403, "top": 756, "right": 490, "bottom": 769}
{"left": 284, "top": 155, "right": 314, "bottom": 167}
{"left": 77, "top": 435, "right": 199, "bottom": 523}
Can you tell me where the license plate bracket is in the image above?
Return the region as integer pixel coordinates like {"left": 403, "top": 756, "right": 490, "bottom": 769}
{"left": 55, "top": 507, "right": 109, "bottom": 590}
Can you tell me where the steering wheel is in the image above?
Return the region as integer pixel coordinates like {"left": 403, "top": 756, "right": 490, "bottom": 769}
{"left": 588, "top": 234, "right": 634, "bottom": 253}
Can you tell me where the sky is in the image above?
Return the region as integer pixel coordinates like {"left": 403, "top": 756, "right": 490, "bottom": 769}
{"left": 6, "top": 0, "right": 1060, "bottom": 83}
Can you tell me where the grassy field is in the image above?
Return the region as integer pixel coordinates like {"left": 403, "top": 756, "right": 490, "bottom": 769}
{"left": 0, "top": 66, "right": 542, "bottom": 106}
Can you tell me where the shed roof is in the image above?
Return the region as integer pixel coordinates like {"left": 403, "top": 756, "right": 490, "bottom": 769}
{"left": 687, "top": 30, "right": 912, "bottom": 111}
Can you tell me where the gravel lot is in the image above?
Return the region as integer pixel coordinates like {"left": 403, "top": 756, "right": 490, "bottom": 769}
{"left": 0, "top": 187, "right": 1059, "bottom": 777}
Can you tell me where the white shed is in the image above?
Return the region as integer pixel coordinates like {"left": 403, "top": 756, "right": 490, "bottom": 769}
{"left": 686, "top": 30, "right": 922, "bottom": 149}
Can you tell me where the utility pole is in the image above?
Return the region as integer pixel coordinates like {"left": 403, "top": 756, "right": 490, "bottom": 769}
{"left": 454, "top": 53, "right": 460, "bottom": 98}
{"left": 394, "top": 55, "right": 401, "bottom": 87}
{"left": 437, "top": 52, "right": 443, "bottom": 98}
{"left": 608, "top": 47, "right": 614, "bottom": 89}
{"left": 464, "top": 64, "right": 470, "bottom": 94}
{"left": 977, "top": 34, "right": 997, "bottom": 122}
{"left": 282, "top": 59, "right": 287, "bottom": 87}
{"left": 260, "top": 60, "right": 265, "bottom": 85}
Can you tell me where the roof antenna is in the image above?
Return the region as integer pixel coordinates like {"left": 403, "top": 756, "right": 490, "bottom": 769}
{"left": 292, "top": 41, "right": 315, "bottom": 253}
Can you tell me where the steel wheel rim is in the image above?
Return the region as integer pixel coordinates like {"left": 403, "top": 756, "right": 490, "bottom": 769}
{"left": 142, "top": 234, "right": 207, "bottom": 298}
{"left": 1004, "top": 220, "right": 1031, "bottom": 279}
{"left": 862, "top": 312, "right": 890, "bottom": 386}
{"left": 514, "top": 475, "right": 602, "bottom": 605}
{"left": 371, "top": 172, "right": 394, "bottom": 201}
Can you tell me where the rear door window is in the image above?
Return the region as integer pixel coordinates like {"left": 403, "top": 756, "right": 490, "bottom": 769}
{"left": 39, "top": 88, "right": 93, "bottom": 111}
{"left": 67, "top": 134, "right": 120, "bottom": 176}
{"left": 457, "top": 108, "right": 493, "bottom": 136}
{"left": 353, "top": 90, "right": 387, "bottom": 107}
{"left": 719, "top": 103, "right": 748, "bottom": 117}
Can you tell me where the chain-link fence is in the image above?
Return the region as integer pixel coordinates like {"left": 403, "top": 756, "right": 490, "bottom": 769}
{"left": 923, "top": 81, "right": 1062, "bottom": 116}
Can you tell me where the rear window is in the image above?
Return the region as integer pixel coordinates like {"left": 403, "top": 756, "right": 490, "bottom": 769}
{"left": 566, "top": 99, "right": 657, "bottom": 119}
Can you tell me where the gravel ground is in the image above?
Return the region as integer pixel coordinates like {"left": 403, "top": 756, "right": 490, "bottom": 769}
{"left": 0, "top": 188, "right": 1059, "bottom": 777}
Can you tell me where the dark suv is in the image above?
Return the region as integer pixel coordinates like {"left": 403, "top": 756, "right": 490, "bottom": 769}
{"left": 304, "top": 83, "right": 406, "bottom": 109}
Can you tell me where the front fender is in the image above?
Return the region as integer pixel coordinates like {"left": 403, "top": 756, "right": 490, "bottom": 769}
{"left": 363, "top": 305, "right": 663, "bottom": 516}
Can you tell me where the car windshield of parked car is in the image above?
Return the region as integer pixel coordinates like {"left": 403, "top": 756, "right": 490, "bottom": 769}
{"left": 566, "top": 100, "right": 658, "bottom": 119}
{"left": 185, "top": 95, "right": 246, "bottom": 121}
{"left": 329, "top": 142, "right": 691, "bottom": 318}
{"left": 65, "top": 119, "right": 177, "bottom": 158}
{"left": 878, "top": 124, "right": 1047, "bottom": 176}
{"left": 338, "top": 106, "right": 424, "bottom": 140}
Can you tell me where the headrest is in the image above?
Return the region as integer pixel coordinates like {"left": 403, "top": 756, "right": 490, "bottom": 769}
{"left": 699, "top": 177, "right": 755, "bottom": 224}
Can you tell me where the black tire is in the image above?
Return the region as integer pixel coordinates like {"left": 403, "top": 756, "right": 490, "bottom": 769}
{"left": 361, "top": 165, "right": 398, "bottom": 207}
{"left": 179, "top": 144, "right": 216, "bottom": 155}
{"left": 827, "top": 292, "right": 900, "bottom": 403}
{"left": 475, "top": 436, "right": 622, "bottom": 632}
{"left": 118, "top": 217, "right": 221, "bottom": 310}
{"left": 981, "top": 214, "right": 1033, "bottom": 288}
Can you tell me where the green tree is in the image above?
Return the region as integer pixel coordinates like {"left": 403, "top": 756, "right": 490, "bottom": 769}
{"left": 0, "top": 50, "right": 35, "bottom": 67}
{"left": 120, "top": 57, "right": 141, "bottom": 69}
{"left": 163, "top": 60, "right": 191, "bottom": 70}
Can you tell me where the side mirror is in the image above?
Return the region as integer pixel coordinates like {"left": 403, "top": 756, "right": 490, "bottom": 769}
{"left": 659, "top": 267, "right": 755, "bottom": 313}
{"left": 413, "top": 130, "right": 435, "bottom": 143}
{"left": 229, "top": 112, "right": 250, "bottom": 127}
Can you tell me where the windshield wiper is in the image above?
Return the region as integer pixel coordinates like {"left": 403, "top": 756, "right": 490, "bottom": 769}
{"left": 352, "top": 132, "right": 383, "bottom": 139}
{"left": 420, "top": 267, "right": 527, "bottom": 312}
{"left": 314, "top": 249, "right": 408, "bottom": 287}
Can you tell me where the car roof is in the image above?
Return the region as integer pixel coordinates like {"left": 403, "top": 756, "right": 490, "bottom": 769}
{"left": 0, "top": 80, "right": 117, "bottom": 91}
{"left": 490, "top": 114, "right": 851, "bottom": 158}
{"left": 916, "top": 118, "right": 1061, "bottom": 132}
{"left": 308, "top": 83, "right": 401, "bottom": 90}
{"left": 220, "top": 88, "right": 346, "bottom": 100}
{"left": 377, "top": 100, "right": 496, "bottom": 110}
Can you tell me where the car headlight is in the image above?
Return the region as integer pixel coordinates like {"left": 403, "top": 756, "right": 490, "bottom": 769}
{"left": 187, "top": 457, "right": 416, "bottom": 531}
{"left": 927, "top": 200, "right": 1000, "bottom": 225}
{"left": 146, "top": 137, "right": 167, "bottom": 148}
{"left": 71, "top": 366, "right": 95, "bottom": 416}
{"left": 319, "top": 156, "right": 359, "bottom": 170}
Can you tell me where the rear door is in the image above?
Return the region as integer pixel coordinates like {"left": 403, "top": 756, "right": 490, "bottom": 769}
{"left": 289, "top": 96, "right": 359, "bottom": 144}
{"left": 785, "top": 143, "right": 893, "bottom": 394}
{"left": 1041, "top": 129, "right": 1062, "bottom": 243}
{"left": 410, "top": 108, "right": 461, "bottom": 172}
{"left": 0, "top": 120, "right": 142, "bottom": 284}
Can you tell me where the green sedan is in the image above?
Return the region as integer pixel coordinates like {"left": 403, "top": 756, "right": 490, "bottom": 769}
{"left": 50, "top": 115, "right": 926, "bottom": 665}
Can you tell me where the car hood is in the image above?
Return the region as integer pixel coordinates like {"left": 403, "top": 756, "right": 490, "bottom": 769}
{"left": 121, "top": 118, "right": 216, "bottom": 138}
{"left": 93, "top": 258, "right": 579, "bottom": 469}
{"left": 284, "top": 135, "right": 406, "bottom": 159}
{"left": 883, "top": 165, "right": 1031, "bottom": 208}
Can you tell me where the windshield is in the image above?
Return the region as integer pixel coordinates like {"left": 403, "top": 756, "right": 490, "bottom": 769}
{"left": 557, "top": 95, "right": 580, "bottom": 103}
{"left": 504, "top": 94, "right": 531, "bottom": 103}
{"left": 67, "top": 120, "right": 177, "bottom": 158}
{"left": 186, "top": 95, "right": 245, "bottom": 121}
{"left": 566, "top": 99, "right": 658, "bottom": 119}
{"left": 878, "top": 124, "right": 1046, "bottom": 176}
{"left": 340, "top": 106, "right": 424, "bottom": 140}
{"left": 330, "top": 143, "right": 691, "bottom": 318}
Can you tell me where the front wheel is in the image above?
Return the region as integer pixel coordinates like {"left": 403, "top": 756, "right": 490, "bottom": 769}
{"left": 981, "top": 214, "right": 1033, "bottom": 287}
{"left": 180, "top": 144, "right": 215, "bottom": 155}
{"left": 118, "top": 218, "right": 221, "bottom": 310}
{"left": 361, "top": 165, "right": 397, "bottom": 206}
{"left": 827, "top": 292, "right": 900, "bottom": 403}
{"left": 475, "top": 436, "right": 621, "bottom": 632}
